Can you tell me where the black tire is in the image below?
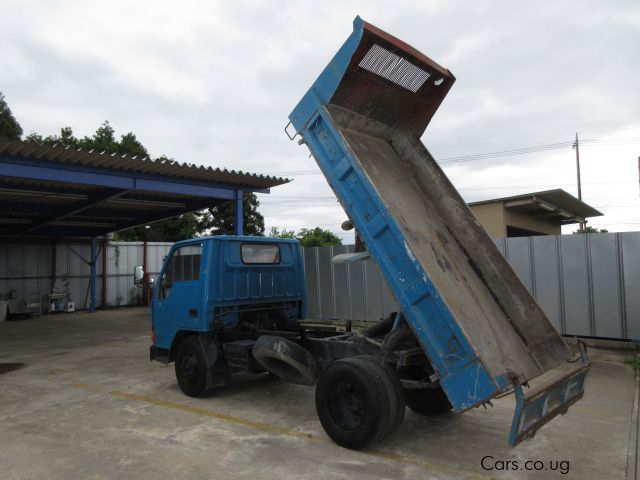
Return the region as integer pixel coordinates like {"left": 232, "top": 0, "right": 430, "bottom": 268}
{"left": 175, "top": 336, "right": 210, "bottom": 397}
{"left": 405, "top": 386, "right": 453, "bottom": 415}
{"left": 356, "top": 355, "right": 405, "bottom": 438}
{"left": 252, "top": 335, "right": 319, "bottom": 386}
{"left": 315, "top": 358, "right": 393, "bottom": 450}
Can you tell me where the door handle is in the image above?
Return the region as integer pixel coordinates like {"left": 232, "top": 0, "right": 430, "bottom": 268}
{"left": 189, "top": 309, "right": 198, "bottom": 317}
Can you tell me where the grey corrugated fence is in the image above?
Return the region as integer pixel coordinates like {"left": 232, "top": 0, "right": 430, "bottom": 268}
{"left": 303, "top": 232, "right": 640, "bottom": 341}
{"left": 1, "top": 232, "right": 638, "bottom": 340}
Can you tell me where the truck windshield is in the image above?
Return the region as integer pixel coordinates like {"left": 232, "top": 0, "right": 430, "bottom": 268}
{"left": 241, "top": 244, "right": 280, "bottom": 264}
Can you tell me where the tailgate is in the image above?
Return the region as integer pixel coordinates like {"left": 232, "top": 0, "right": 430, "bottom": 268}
{"left": 510, "top": 354, "right": 589, "bottom": 446}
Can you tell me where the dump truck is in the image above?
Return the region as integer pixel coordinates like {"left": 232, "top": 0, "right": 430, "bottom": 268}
{"left": 139, "top": 16, "right": 589, "bottom": 451}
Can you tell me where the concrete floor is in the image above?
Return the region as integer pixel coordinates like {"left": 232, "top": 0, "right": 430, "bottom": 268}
{"left": 0, "top": 307, "right": 636, "bottom": 480}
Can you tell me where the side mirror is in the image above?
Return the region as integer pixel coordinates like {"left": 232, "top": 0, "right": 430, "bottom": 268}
{"left": 134, "top": 265, "right": 144, "bottom": 287}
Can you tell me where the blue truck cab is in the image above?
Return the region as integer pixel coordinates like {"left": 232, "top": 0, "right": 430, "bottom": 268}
{"left": 146, "top": 236, "right": 306, "bottom": 394}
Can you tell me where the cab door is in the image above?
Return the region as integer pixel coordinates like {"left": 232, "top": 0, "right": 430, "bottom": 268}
{"left": 152, "top": 242, "right": 205, "bottom": 349}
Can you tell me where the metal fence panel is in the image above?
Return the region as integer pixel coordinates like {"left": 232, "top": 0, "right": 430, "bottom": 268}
{"left": 332, "top": 245, "right": 350, "bottom": 320}
{"left": 505, "top": 237, "right": 535, "bottom": 294}
{"left": 363, "top": 259, "right": 384, "bottom": 320}
{"left": 621, "top": 233, "right": 640, "bottom": 340}
{"left": 302, "top": 232, "right": 640, "bottom": 340}
{"left": 531, "top": 236, "right": 562, "bottom": 332}
{"left": 589, "top": 234, "right": 623, "bottom": 338}
{"left": 348, "top": 249, "right": 367, "bottom": 320}
{"left": 317, "top": 246, "right": 335, "bottom": 318}
{"left": 559, "top": 235, "right": 592, "bottom": 336}
{"left": 303, "top": 247, "right": 319, "bottom": 318}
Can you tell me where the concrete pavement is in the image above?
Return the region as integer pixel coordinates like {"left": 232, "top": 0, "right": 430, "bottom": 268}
{"left": 0, "top": 307, "right": 636, "bottom": 479}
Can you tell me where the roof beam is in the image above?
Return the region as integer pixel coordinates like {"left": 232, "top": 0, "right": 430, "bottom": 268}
{"left": 0, "top": 186, "right": 88, "bottom": 200}
{"left": 3, "top": 196, "right": 229, "bottom": 238}
{"left": 111, "top": 197, "right": 228, "bottom": 234}
{"left": 19, "top": 188, "right": 130, "bottom": 234}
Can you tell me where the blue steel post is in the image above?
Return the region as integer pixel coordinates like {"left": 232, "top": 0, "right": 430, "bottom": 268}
{"left": 90, "top": 237, "right": 97, "bottom": 312}
{"left": 235, "top": 189, "right": 243, "bottom": 236}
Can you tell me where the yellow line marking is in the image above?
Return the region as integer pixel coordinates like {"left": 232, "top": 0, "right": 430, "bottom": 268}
{"left": 72, "top": 383, "right": 103, "bottom": 393}
{"left": 110, "top": 390, "right": 319, "bottom": 441}
{"left": 73, "top": 384, "right": 489, "bottom": 479}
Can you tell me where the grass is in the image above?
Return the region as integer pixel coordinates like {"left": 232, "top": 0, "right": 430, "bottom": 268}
{"left": 624, "top": 355, "right": 640, "bottom": 371}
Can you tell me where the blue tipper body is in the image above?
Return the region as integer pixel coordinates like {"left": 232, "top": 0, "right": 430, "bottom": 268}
{"left": 288, "top": 16, "right": 589, "bottom": 446}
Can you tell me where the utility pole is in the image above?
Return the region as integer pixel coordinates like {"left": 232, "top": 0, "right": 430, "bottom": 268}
{"left": 572, "top": 132, "right": 584, "bottom": 232}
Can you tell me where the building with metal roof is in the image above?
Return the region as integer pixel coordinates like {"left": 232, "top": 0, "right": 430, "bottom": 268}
{"left": 0, "top": 138, "right": 290, "bottom": 311}
{"left": 468, "top": 189, "right": 603, "bottom": 238}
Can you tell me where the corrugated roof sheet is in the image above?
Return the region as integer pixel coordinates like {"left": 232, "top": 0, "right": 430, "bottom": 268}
{"left": 0, "top": 138, "right": 290, "bottom": 189}
{"left": 468, "top": 188, "right": 603, "bottom": 218}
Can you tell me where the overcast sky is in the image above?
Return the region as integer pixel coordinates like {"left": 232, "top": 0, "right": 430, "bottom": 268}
{"left": 2, "top": 0, "right": 639, "bottom": 240}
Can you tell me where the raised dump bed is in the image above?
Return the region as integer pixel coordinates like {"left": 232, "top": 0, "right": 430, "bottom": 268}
{"left": 288, "top": 16, "right": 589, "bottom": 445}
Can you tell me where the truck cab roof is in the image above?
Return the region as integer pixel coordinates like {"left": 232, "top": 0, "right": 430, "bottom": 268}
{"left": 172, "top": 235, "right": 301, "bottom": 247}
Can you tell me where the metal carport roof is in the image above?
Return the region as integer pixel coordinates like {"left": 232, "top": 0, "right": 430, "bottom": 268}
{"left": 0, "top": 137, "right": 290, "bottom": 313}
{"left": 0, "top": 138, "right": 289, "bottom": 238}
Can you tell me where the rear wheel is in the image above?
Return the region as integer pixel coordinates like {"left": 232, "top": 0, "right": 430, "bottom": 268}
{"left": 356, "top": 355, "right": 405, "bottom": 438}
{"left": 404, "top": 386, "right": 453, "bottom": 415}
{"left": 175, "top": 336, "right": 210, "bottom": 397}
{"left": 315, "top": 357, "right": 397, "bottom": 450}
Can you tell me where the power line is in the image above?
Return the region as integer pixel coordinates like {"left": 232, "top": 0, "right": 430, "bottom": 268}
{"left": 258, "top": 181, "right": 635, "bottom": 203}
{"left": 438, "top": 138, "right": 640, "bottom": 166}
{"left": 267, "top": 136, "right": 640, "bottom": 175}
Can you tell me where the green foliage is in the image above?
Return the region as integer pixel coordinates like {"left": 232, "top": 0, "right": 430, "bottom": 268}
{"left": 573, "top": 226, "right": 609, "bottom": 234}
{"left": 267, "top": 226, "right": 343, "bottom": 246}
{"left": 625, "top": 356, "right": 640, "bottom": 371}
{"left": 196, "top": 193, "right": 265, "bottom": 236}
{"left": 25, "top": 121, "right": 148, "bottom": 158}
{"left": 269, "top": 227, "right": 296, "bottom": 239}
{"left": 118, "top": 132, "right": 149, "bottom": 158}
{"left": 0, "top": 92, "right": 23, "bottom": 140}
{"left": 296, "top": 227, "right": 342, "bottom": 247}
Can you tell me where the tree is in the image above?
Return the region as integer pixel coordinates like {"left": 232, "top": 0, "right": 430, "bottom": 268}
{"left": 118, "top": 132, "right": 149, "bottom": 158}
{"left": 267, "top": 226, "right": 343, "bottom": 246}
{"left": 196, "top": 193, "right": 265, "bottom": 236}
{"left": 0, "top": 92, "right": 23, "bottom": 140}
{"left": 269, "top": 227, "right": 296, "bottom": 239}
{"left": 296, "top": 227, "right": 342, "bottom": 247}
{"left": 25, "top": 121, "right": 149, "bottom": 158}
{"left": 573, "top": 226, "right": 609, "bottom": 234}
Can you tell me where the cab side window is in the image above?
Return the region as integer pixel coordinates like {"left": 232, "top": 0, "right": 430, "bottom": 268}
{"left": 159, "top": 244, "right": 203, "bottom": 299}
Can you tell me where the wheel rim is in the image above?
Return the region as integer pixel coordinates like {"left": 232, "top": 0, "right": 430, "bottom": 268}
{"left": 328, "top": 380, "right": 365, "bottom": 430}
{"left": 179, "top": 350, "right": 200, "bottom": 386}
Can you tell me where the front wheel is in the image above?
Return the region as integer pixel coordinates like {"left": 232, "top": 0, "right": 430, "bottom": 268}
{"left": 404, "top": 386, "right": 453, "bottom": 415}
{"left": 175, "top": 336, "right": 210, "bottom": 397}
